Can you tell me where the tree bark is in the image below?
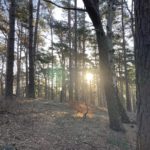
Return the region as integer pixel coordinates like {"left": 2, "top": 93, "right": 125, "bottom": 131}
{"left": 74, "top": 0, "right": 78, "bottom": 101}
{"left": 5, "top": 0, "right": 16, "bottom": 98}
{"left": 68, "top": 0, "right": 73, "bottom": 101}
{"left": 81, "top": 8, "right": 86, "bottom": 102}
{"left": 50, "top": 25, "right": 54, "bottom": 100}
{"left": 33, "top": 0, "right": 40, "bottom": 59}
{"left": 25, "top": 45, "right": 29, "bottom": 97}
{"left": 28, "top": 0, "right": 35, "bottom": 98}
{"left": 135, "top": 0, "right": 150, "bottom": 149}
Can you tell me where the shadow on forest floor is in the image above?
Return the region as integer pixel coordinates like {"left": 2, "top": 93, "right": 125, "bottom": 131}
{"left": 0, "top": 98, "right": 136, "bottom": 150}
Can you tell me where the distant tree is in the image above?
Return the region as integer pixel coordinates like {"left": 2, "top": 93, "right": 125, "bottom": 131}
{"left": 68, "top": 0, "right": 73, "bottom": 101}
{"left": 16, "top": 22, "right": 22, "bottom": 97}
{"left": 74, "top": 0, "right": 78, "bottom": 101}
{"left": 53, "top": 21, "right": 70, "bottom": 102}
{"left": 121, "top": 0, "right": 132, "bottom": 111}
{"left": 0, "top": 46, "right": 5, "bottom": 96}
{"left": 14, "top": 0, "right": 29, "bottom": 97}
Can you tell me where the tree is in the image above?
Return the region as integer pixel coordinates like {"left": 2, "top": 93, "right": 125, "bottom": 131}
{"left": 68, "top": 0, "right": 73, "bottom": 101}
{"left": 33, "top": 0, "right": 40, "bottom": 59}
{"left": 135, "top": 0, "right": 150, "bottom": 149}
{"left": 5, "top": 0, "right": 16, "bottom": 98}
{"left": 107, "top": 0, "right": 130, "bottom": 123}
{"left": 53, "top": 21, "right": 70, "bottom": 102}
{"left": 121, "top": 0, "right": 132, "bottom": 111}
{"left": 16, "top": 22, "right": 22, "bottom": 97}
{"left": 74, "top": 0, "right": 78, "bottom": 101}
{"left": 28, "top": 0, "right": 35, "bottom": 98}
{"left": 50, "top": 23, "right": 54, "bottom": 100}
{"left": 0, "top": 46, "right": 5, "bottom": 96}
{"left": 82, "top": 0, "right": 124, "bottom": 131}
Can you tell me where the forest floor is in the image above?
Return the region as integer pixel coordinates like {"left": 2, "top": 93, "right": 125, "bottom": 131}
{"left": 0, "top": 98, "right": 136, "bottom": 150}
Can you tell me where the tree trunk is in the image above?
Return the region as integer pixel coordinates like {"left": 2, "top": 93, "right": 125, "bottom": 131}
{"left": 50, "top": 25, "right": 54, "bottom": 100}
{"left": 44, "top": 75, "right": 48, "bottom": 99}
{"left": 83, "top": 0, "right": 124, "bottom": 131}
{"left": 118, "top": 51, "right": 124, "bottom": 98}
{"left": 121, "top": 0, "right": 132, "bottom": 111}
{"left": 68, "top": 0, "right": 73, "bottom": 101}
{"left": 33, "top": 0, "right": 40, "bottom": 98}
{"left": 16, "top": 23, "right": 22, "bottom": 97}
{"left": 33, "top": 0, "right": 40, "bottom": 59}
{"left": 25, "top": 47, "right": 29, "bottom": 97}
{"left": 61, "top": 57, "right": 66, "bottom": 102}
{"left": 74, "top": 0, "right": 78, "bottom": 101}
{"left": 81, "top": 8, "right": 86, "bottom": 102}
{"left": 116, "top": 88, "right": 130, "bottom": 123}
{"left": 5, "top": 0, "right": 16, "bottom": 98}
{"left": 37, "top": 73, "right": 40, "bottom": 97}
{"left": 28, "top": 0, "right": 35, "bottom": 98}
{"left": 135, "top": 0, "right": 150, "bottom": 149}
{"left": 0, "top": 55, "right": 4, "bottom": 96}
{"left": 107, "top": 0, "right": 130, "bottom": 123}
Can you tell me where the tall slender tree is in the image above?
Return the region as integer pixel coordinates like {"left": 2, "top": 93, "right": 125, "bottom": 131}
{"left": 74, "top": 0, "right": 78, "bottom": 101}
{"left": 33, "top": 0, "right": 40, "bottom": 59}
{"left": 50, "top": 22, "right": 54, "bottom": 100}
{"left": 5, "top": 0, "right": 16, "bottom": 98}
{"left": 121, "top": 0, "right": 132, "bottom": 111}
{"left": 68, "top": 0, "right": 73, "bottom": 101}
{"left": 28, "top": 0, "right": 35, "bottom": 98}
{"left": 16, "top": 22, "right": 22, "bottom": 97}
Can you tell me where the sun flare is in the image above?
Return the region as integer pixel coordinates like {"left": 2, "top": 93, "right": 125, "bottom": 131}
{"left": 85, "top": 72, "right": 93, "bottom": 82}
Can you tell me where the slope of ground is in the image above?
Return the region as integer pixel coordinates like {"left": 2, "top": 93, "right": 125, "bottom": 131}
{"left": 0, "top": 99, "right": 136, "bottom": 150}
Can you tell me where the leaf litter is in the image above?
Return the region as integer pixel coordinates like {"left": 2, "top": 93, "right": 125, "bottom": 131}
{"left": 0, "top": 99, "right": 136, "bottom": 150}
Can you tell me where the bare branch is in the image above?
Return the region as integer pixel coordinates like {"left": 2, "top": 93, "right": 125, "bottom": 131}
{"left": 43, "top": 0, "right": 86, "bottom": 12}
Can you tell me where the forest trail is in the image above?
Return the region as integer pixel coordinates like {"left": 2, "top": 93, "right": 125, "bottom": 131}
{"left": 0, "top": 99, "right": 136, "bottom": 150}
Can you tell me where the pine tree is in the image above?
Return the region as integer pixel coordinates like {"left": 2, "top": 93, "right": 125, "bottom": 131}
{"left": 5, "top": 0, "right": 16, "bottom": 98}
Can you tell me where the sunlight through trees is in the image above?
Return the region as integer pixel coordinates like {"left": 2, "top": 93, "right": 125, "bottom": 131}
{"left": 0, "top": 0, "right": 149, "bottom": 149}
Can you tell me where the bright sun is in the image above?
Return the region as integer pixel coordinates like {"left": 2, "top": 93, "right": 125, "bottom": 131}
{"left": 86, "top": 73, "right": 93, "bottom": 82}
